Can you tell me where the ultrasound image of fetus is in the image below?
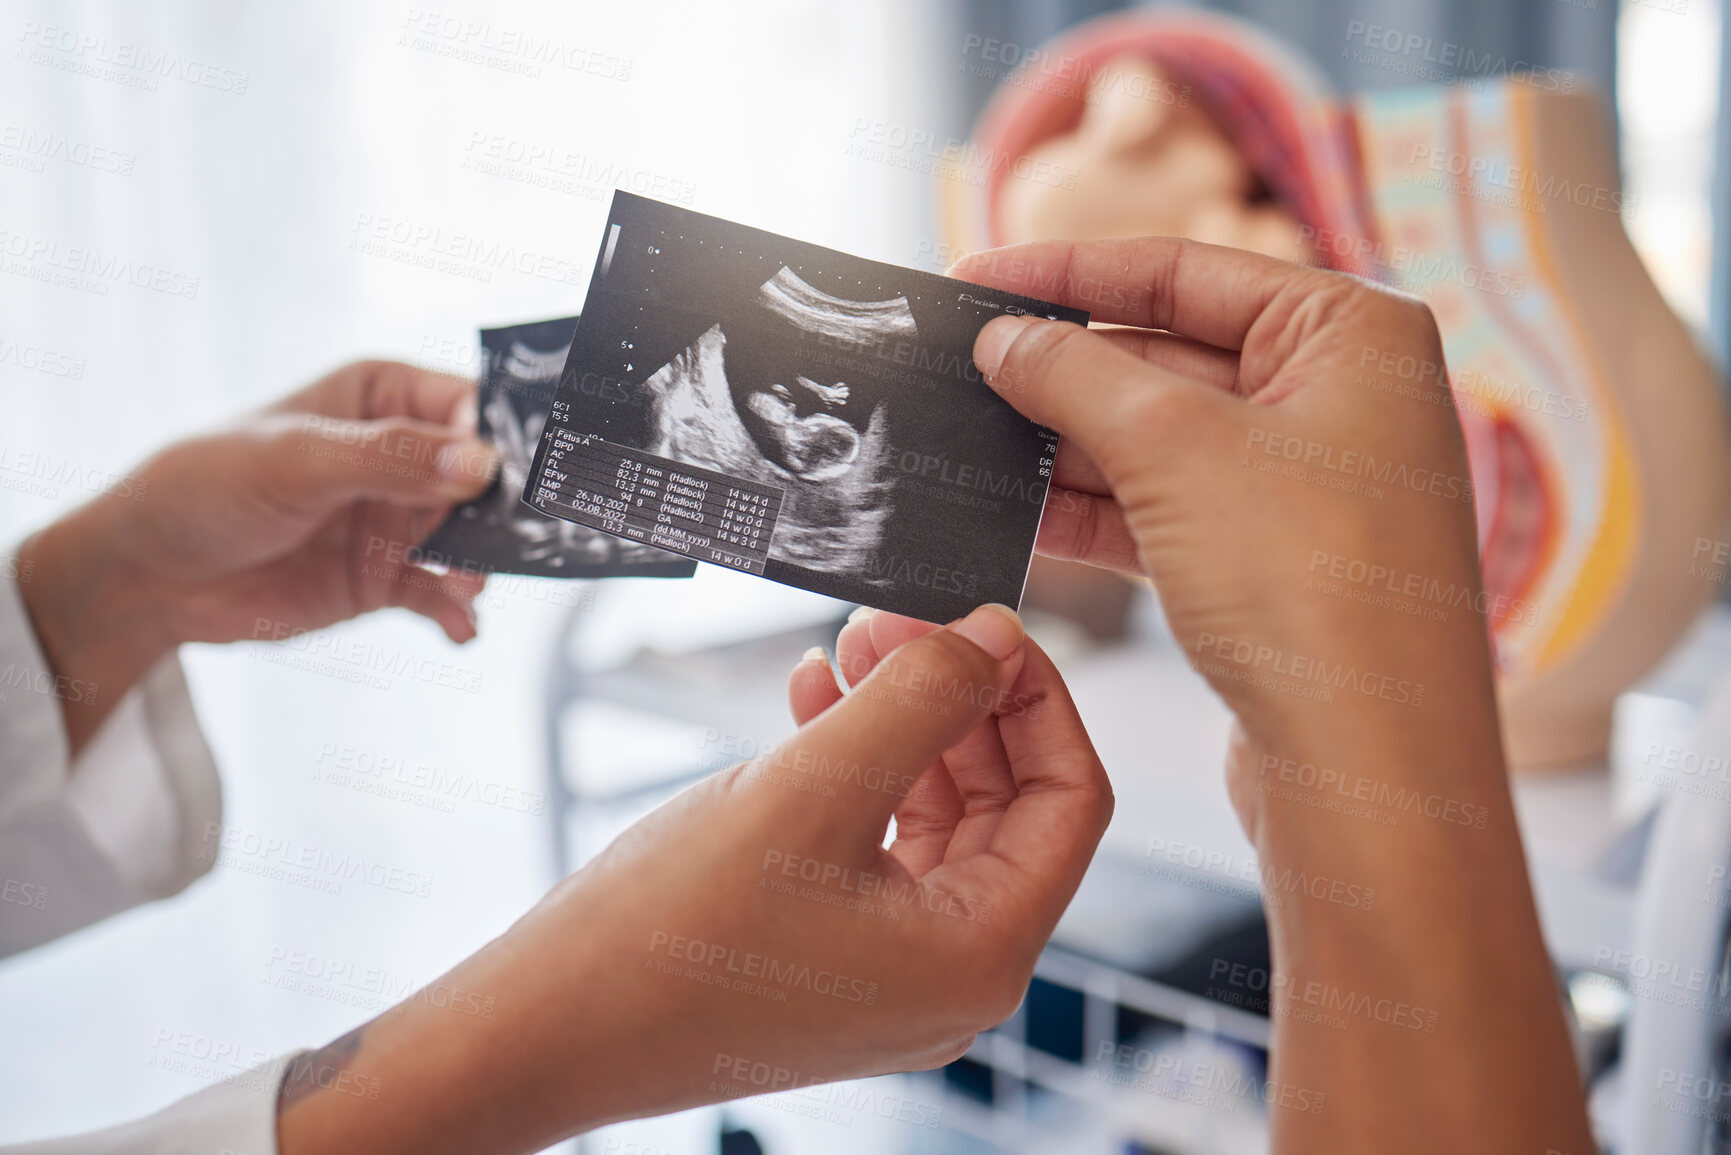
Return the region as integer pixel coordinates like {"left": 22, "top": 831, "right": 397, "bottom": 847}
{"left": 639, "top": 267, "right": 912, "bottom": 572}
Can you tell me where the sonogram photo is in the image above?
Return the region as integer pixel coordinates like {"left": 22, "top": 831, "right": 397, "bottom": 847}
{"left": 524, "top": 193, "right": 1086, "bottom": 622}
{"left": 421, "top": 316, "right": 696, "bottom": 579}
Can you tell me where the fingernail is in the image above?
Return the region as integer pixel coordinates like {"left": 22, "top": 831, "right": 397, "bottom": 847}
{"left": 439, "top": 438, "right": 498, "bottom": 483}
{"left": 801, "top": 646, "right": 827, "bottom": 663}
{"left": 941, "top": 252, "right": 973, "bottom": 276}
{"left": 847, "top": 605, "right": 875, "bottom": 624}
{"left": 948, "top": 603, "right": 1024, "bottom": 661}
{"left": 974, "top": 314, "right": 1037, "bottom": 381}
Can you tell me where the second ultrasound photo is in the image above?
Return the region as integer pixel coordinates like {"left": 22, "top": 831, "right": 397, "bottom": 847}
{"left": 421, "top": 316, "right": 696, "bottom": 579}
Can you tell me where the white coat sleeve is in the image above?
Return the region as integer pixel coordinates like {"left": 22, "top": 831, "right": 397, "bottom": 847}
{"left": 0, "top": 560, "right": 289, "bottom": 1153}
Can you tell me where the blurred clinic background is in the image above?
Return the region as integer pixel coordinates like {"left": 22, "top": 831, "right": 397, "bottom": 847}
{"left": 2, "top": 1, "right": 1729, "bottom": 1153}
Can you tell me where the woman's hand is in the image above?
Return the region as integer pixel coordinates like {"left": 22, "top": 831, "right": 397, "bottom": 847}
{"left": 949, "top": 237, "right": 1592, "bottom": 1155}
{"left": 953, "top": 238, "right": 1489, "bottom": 840}
{"left": 19, "top": 360, "right": 498, "bottom": 750}
{"left": 274, "top": 604, "right": 1113, "bottom": 1155}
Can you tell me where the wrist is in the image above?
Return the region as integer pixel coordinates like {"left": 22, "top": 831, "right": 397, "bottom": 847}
{"left": 1237, "top": 701, "right": 1545, "bottom": 969}
{"left": 17, "top": 500, "right": 177, "bottom": 752}
{"left": 276, "top": 927, "right": 622, "bottom": 1155}
{"left": 1249, "top": 679, "right": 1511, "bottom": 829}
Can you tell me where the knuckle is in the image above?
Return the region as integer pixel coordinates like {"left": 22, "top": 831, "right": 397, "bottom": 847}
{"left": 883, "top": 628, "right": 995, "bottom": 697}
{"left": 354, "top": 359, "right": 421, "bottom": 413}
{"left": 346, "top": 357, "right": 394, "bottom": 379}
{"left": 999, "top": 320, "right": 1089, "bottom": 394}
{"left": 1115, "top": 378, "right": 1196, "bottom": 443}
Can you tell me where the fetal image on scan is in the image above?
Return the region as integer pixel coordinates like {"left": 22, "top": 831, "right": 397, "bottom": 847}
{"left": 638, "top": 266, "right": 906, "bottom": 575}
{"left": 422, "top": 318, "right": 695, "bottom": 579}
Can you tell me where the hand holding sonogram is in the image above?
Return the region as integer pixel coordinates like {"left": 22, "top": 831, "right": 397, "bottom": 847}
{"left": 17, "top": 360, "right": 498, "bottom": 752}
{"left": 275, "top": 604, "right": 1113, "bottom": 1154}
{"left": 951, "top": 236, "right": 1595, "bottom": 1155}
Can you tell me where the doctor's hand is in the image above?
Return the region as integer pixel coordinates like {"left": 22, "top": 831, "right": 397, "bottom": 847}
{"left": 275, "top": 603, "right": 1113, "bottom": 1155}
{"left": 18, "top": 360, "right": 497, "bottom": 751}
